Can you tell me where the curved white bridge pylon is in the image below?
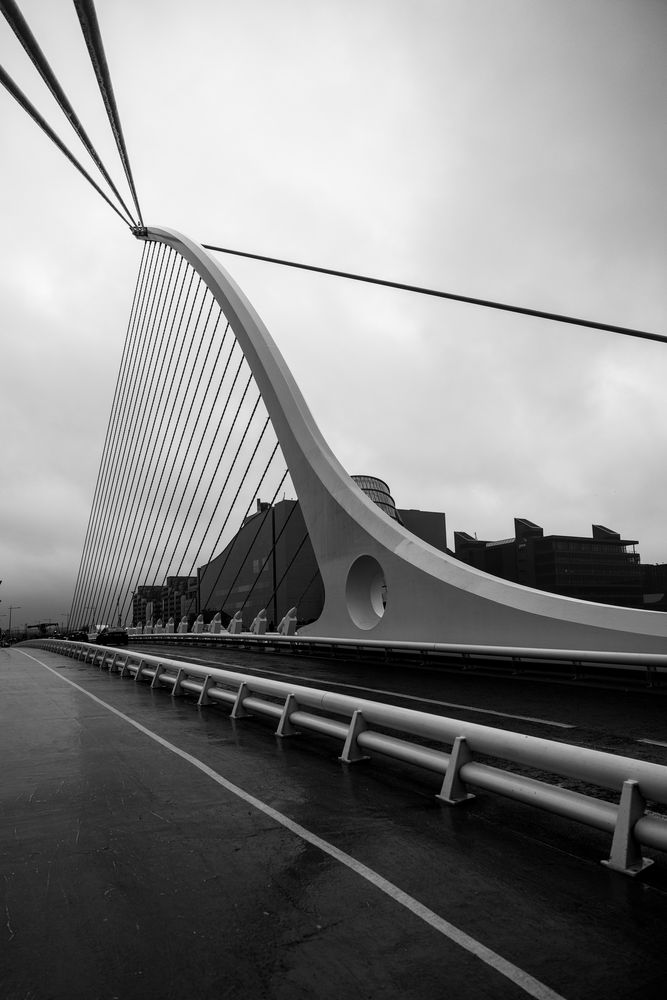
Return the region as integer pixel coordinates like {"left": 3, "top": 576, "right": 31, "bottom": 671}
{"left": 141, "top": 228, "right": 667, "bottom": 654}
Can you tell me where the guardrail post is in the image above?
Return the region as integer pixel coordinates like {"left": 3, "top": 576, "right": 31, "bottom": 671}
{"left": 119, "top": 657, "right": 131, "bottom": 678}
{"left": 602, "top": 779, "right": 654, "bottom": 876}
{"left": 171, "top": 668, "right": 186, "bottom": 697}
{"left": 108, "top": 653, "right": 118, "bottom": 673}
{"left": 437, "top": 736, "right": 475, "bottom": 804}
{"left": 150, "top": 664, "right": 166, "bottom": 689}
{"left": 197, "top": 674, "right": 216, "bottom": 707}
{"left": 231, "top": 681, "right": 251, "bottom": 719}
{"left": 134, "top": 659, "right": 145, "bottom": 682}
{"left": 339, "top": 710, "right": 369, "bottom": 763}
{"left": 276, "top": 693, "right": 300, "bottom": 737}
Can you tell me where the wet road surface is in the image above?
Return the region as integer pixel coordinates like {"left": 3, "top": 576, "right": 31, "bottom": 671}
{"left": 137, "top": 640, "right": 667, "bottom": 763}
{"left": 2, "top": 644, "right": 667, "bottom": 1000}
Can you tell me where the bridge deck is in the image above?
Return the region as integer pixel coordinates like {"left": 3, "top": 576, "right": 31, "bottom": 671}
{"left": 2, "top": 645, "right": 667, "bottom": 1000}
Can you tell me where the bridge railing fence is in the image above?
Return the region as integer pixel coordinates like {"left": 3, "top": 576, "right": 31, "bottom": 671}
{"left": 33, "top": 638, "right": 667, "bottom": 877}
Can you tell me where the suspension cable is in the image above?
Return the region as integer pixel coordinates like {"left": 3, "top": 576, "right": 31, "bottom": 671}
{"left": 201, "top": 458, "right": 287, "bottom": 619}
{"left": 0, "top": 63, "right": 132, "bottom": 227}
{"left": 69, "top": 241, "right": 148, "bottom": 626}
{"left": 71, "top": 241, "right": 159, "bottom": 627}
{"left": 156, "top": 380, "right": 260, "bottom": 586}
{"left": 90, "top": 253, "right": 198, "bottom": 624}
{"left": 105, "top": 294, "right": 219, "bottom": 625}
{"left": 120, "top": 325, "right": 238, "bottom": 624}
{"left": 261, "top": 529, "right": 313, "bottom": 626}
{"left": 203, "top": 242, "right": 666, "bottom": 345}
{"left": 79, "top": 244, "right": 171, "bottom": 626}
{"left": 237, "top": 486, "right": 300, "bottom": 622}
{"left": 0, "top": 0, "right": 137, "bottom": 226}
{"left": 73, "top": 0, "right": 143, "bottom": 226}
{"left": 97, "top": 252, "right": 187, "bottom": 625}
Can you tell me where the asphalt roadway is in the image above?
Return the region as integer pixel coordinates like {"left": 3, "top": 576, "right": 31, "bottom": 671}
{"left": 2, "top": 643, "right": 667, "bottom": 1000}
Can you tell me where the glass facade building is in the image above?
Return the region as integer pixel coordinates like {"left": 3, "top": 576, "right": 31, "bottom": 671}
{"left": 352, "top": 475, "right": 403, "bottom": 523}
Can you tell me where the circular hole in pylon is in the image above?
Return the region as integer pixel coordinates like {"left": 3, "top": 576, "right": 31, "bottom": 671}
{"left": 345, "top": 555, "right": 387, "bottom": 630}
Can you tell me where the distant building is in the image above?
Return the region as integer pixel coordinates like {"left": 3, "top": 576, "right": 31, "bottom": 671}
{"left": 454, "top": 518, "right": 643, "bottom": 608}
{"left": 398, "top": 509, "right": 450, "bottom": 554}
{"left": 132, "top": 585, "right": 166, "bottom": 626}
{"left": 197, "top": 476, "right": 450, "bottom": 627}
{"left": 641, "top": 563, "right": 667, "bottom": 611}
{"left": 163, "top": 576, "right": 198, "bottom": 623}
{"left": 198, "top": 499, "right": 324, "bottom": 630}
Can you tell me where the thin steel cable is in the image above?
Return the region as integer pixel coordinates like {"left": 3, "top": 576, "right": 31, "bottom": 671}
{"left": 185, "top": 440, "right": 289, "bottom": 607}
{"left": 179, "top": 414, "right": 273, "bottom": 586}
{"left": 179, "top": 420, "right": 276, "bottom": 623}
{"left": 90, "top": 251, "right": 197, "bottom": 624}
{"left": 261, "top": 529, "right": 312, "bottom": 624}
{"left": 69, "top": 241, "right": 148, "bottom": 625}
{"left": 296, "top": 566, "right": 323, "bottom": 614}
{"left": 212, "top": 463, "right": 289, "bottom": 619}
{"left": 73, "top": 0, "right": 143, "bottom": 225}
{"left": 82, "top": 245, "right": 173, "bottom": 623}
{"left": 82, "top": 244, "right": 170, "bottom": 609}
{"left": 95, "top": 249, "right": 181, "bottom": 624}
{"left": 148, "top": 372, "right": 257, "bottom": 590}
{"left": 113, "top": 305, "right": 226, "bottom": 610}
{"left": 97, "top": 252, "right": 190, "bottom": 624}
{"left": 119, "top": 325, "right": 237, "bottom": 624}
{"left": 104, "top": 256, "right": 194, "bottom": 622}
{"left": 114, "top": 282, "right": 232, "bottom": 621}
{"left": 238, "top": 496, "right": 301, "bottom": 622}
{"left": 75, "top": 241, "right": 165, "bottom": 623}
{"left": 95, "top": 249, "right": 185, "bottom": 624}
{"left": 136, "top": 351, "right": 247, "bottom": 595}
{"left": 105, "top": 296, "right": 221, "bottom": 624}
{"left": 0, "top": 0, "right": 136, "bottom": 225}
{"left": 203, "top": 242, "right": 667, "bottom": 345}
{"left": 0, "top": 63, "right": 132, "bottom": 227}
{"left": 132, "top": 291, "right": 228, "bottom": 591}
{"left": 71, "top": 241, "right": 160, "bottom": 626}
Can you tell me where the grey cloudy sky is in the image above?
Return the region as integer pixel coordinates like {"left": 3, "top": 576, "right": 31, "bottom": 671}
{"left": 1, "top": 0, "right": 666, "bottom": 629}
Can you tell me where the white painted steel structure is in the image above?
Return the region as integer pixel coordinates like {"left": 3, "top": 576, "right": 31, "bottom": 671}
{"left": 138, "top": 228, "right": 667, "bottom": 655}
{"left": 37, "top": 639, "right": 667, "bottom": 875}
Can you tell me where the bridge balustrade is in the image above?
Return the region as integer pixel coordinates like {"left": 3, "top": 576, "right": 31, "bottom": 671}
{"left": 35, "top": 638, "right": 667, "bottom": 877}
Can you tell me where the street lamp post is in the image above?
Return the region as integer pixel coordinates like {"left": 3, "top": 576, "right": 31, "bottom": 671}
{"left": 8, "top": 606, "right": 21, "bottom": 637}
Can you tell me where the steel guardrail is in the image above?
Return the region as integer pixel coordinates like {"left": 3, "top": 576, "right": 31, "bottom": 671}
{"left": 34, "top": 638, "right": 667, "bottom": 876}
{"left": 125, "top": 629, "right": 667, "bottom": 685}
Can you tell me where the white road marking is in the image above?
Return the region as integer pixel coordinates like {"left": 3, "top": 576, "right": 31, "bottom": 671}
{"left": 166, "top": 652, "right": 574, "bottom": 729}
{"left": 638, "top": 739, "right": 667, "bottom": 748}
{"left": 20, "top": 648, "right": 568, "bottom": 1000}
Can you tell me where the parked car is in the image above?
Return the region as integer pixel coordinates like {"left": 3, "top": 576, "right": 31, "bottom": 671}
{"left": 95, "top": 628, "right": 129, "bottom": 647}
{"left": 63, "top": 630, "right": 89, "bottom": 642}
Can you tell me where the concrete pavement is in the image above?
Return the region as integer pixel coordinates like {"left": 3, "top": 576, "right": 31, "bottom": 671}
{"left": 2, "top": 644, "right": 667, "bottom": 999}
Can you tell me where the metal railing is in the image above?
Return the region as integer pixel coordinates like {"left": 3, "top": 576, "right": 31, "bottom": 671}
{"left": 35, "top": 638, "right": 667, "bottom": 876}
{"left": 125, "top": 629, "right": 667, "bottom": 686}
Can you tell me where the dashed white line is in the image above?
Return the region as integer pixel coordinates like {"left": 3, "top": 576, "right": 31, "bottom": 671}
{"left": 21, "top": 648, "right": 568, "bottom": 1000}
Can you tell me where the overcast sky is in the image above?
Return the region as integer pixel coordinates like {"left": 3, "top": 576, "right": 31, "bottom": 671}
{"left": 1, "top": 0, "right": 666, "bottom": 630}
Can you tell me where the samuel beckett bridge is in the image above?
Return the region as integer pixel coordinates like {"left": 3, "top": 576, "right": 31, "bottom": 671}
{"left": 2, "top": 3, "right": 667, "bottom": 999}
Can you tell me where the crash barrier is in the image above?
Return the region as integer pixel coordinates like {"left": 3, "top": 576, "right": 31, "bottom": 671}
{"left": 35, "top": 639, "right": 667, "bottom": 876}
{"left": 124, "top": 629, "right": 667, "bottom": 687}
